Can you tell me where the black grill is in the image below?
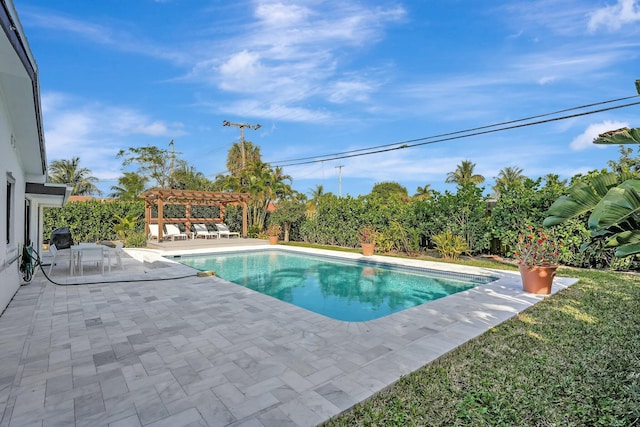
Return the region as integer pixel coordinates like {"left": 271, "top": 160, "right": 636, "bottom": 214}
{"left": 50, "top": 227, "right": 73, "bottom": 249}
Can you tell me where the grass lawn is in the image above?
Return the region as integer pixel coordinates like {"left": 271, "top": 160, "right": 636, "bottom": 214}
{"left": 319, "top": 261, "right": 640, "bottom": 426}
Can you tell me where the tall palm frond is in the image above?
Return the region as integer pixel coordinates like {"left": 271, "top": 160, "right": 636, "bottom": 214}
{"left": 49, "top": 157, "right": 102, "bottom": 196}
{"left": 445, "top": 160, "right": 485, "bottom": 186}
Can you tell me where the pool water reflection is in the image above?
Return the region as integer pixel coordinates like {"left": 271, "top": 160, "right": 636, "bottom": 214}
{"left": 174, "top": 250, "right": 495, "bottom": 322}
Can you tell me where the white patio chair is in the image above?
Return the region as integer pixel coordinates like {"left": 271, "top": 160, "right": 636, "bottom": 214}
{"left": 165, "top": 224, "right": 189, "bottom": 240}
{"left": 193, "top": 223, "right": 218, "bottom": 239}
{"left": 215, "top": 223, "right": 240, "bottom": 238}
{"left": 148, "top": 224, "right": 160, "bottom": 240}
{"left": 78, "top": 246, "right": 105, "bottom": 275}
{"left": 48, "top": 244, "right": 71, "bottom": 275}
{"left": 104, "top": 242, "right": 124, "bottom": 271}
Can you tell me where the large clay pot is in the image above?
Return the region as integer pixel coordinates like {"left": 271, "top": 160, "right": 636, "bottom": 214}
{"left": 361, "top": 243, "right": 375, "bottom": 256}
{"left": 518, "top": 264, "right": 557, "bottom": 295}
{"left": 268, "top": 236, "right": 278, "bottom": 245}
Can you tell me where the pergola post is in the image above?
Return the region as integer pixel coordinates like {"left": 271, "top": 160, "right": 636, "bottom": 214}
{"left": 185, "top": 202, "right": 192, "bottom": 235}
{"left": 145, "top": 202, "right": 152, "bottom": 237}
{"left": 157, "top": 198, "right": 164, "bottom": 241}
{"left": 242, "top": 202, "right": 248, "bottom": 237}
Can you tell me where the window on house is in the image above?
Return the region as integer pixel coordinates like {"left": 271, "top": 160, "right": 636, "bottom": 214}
{"left": 6, "top": 173, "right": 15, "bottom": 245}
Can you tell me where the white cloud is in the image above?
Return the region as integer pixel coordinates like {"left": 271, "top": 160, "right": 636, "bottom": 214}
{"left": 570, "top": 120, "right": 629, "bottom": 151}
{"left": 187, "top": 1, "right": 406, "bottom": 118}
{"left": 218, "top": 50, "right": 265, "bottom": 92}
{"left": 41, "top": 92, "right": 185, "bottom": 179}
{"left": 589, "top": 0, "right": 640, "bottom": 32}
{"left": 220, "top": 99, "right": 332, "bottom": 123}
{"left": 254, "top": 3, "right": 311, "bottom": 27}
{"left": 22, "top": 7, "right": 189, "bottom": 64}
{"left": 499, "top": 1, "right": 594, "bottom": 36}
{"left": 23, "top": 10, "right": 114, "bottom": 44}
{"left": 538, "top": 76, "right": 557, "bottom": 85}
{"left": 328, "top": 80, "right": 374, "bottom": 103}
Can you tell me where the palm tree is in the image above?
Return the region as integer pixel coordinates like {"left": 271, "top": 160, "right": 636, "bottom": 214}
{"left": 49, "top": 157, "right": 102, "bottom": 196}
{"left": 493, "top": 166, "right": 525, "bottom": 193}
{"left": 212, "top": 173, "right": 237, "bottom": 192}
{"left": 306, "top": 184, "right": 325, "bottom": 217}
{"left": 171, "top": 162, "right": 214, "bottom": 190}
{"left": 108, "top": 172, "right": 147, "bottom": 199}
{"left": 414, "top": 184, "right": 434, "bottom": 200}
{"left": 445, "top": 160, "right": 485, "bottom": 186}
{"left": 226, "top": 141, "right": 262, "bottom": 176}
{"left": 239, "top": 161, "right": 294, "bottom": 230}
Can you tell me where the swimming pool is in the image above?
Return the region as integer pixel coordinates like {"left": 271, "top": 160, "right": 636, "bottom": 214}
{"left": 172, "top": 250, "right": 497, "bottom": 322}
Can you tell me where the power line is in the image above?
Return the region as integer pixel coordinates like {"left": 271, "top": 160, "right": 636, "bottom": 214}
{"left": 271, "top": 98, "right": 640, "bottom": 168}
{"left": 266, "top": 95, "right": 640, "bottom": 166}
{"left": 205, "top": 94, "right": 640, "bottom": 177}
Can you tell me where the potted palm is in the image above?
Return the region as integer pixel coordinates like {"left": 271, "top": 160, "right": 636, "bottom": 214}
{"left": 266, "top": 224, "right": 281, "bottom": 245}
{"left": 514, "top": 226, "right": 561, "bottom": 294}
{"left": 358, "top": 225, "right": 379, "bottom": 256}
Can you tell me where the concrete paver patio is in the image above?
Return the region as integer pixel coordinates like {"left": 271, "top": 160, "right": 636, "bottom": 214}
{"left": 0, "top": 244, "right": 577, "bottom": 426}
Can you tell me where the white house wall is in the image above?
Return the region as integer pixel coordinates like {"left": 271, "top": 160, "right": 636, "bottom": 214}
{"left": 0, "top": 86, "right": 26, "bottom": 313}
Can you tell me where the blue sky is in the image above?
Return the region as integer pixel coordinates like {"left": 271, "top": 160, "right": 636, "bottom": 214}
{"left": 16, "top": 0, "right": 640, "bottom": 197}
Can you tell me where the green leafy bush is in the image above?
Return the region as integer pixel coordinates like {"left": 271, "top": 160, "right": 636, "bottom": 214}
{"left": 44, "top": 200, "right": 145, "bottom": 244}
{"left": 124, "top": 231, "right": 148, "bottom": 248}
{"left": 432, "top": 231, "right": 468, "bottom": 260}
{"left": 114, "top": 213, "right": 139, "bottom": 241}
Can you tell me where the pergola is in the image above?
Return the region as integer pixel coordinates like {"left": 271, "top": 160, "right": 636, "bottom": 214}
{"left": 141, "top": 189, "right": 250, "bottom": 240}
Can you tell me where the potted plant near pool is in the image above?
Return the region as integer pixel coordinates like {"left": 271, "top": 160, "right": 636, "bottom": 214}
{"left": 266, "top": 224, "right": 281, "bottom": 245}
{"left": 358, "top": 225, "right": 379, "bottom": 256}
{"left": 514, "top": 226, "right": 561, "bottom": 294}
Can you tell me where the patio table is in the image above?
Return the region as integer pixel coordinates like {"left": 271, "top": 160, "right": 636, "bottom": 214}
{"left": 70, "top": 244, "right": 111, "bottom": 275}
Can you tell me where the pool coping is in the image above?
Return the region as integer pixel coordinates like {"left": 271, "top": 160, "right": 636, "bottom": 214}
{"left": 166, "top": 247, "right": 505, "bottom": 322}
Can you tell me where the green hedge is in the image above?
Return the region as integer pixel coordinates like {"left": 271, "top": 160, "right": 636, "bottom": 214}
{"left": 43, "top": 200, "right": 145, "bottom": 244}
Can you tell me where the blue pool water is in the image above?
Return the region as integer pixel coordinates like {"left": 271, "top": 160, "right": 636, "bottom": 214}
{"left": 173, "top": 250, "right": 495, "bottom": 322}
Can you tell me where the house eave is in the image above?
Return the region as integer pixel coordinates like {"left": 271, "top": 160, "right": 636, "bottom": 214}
{"left": 25, "top": 182, "right": 71, "bottom": 207}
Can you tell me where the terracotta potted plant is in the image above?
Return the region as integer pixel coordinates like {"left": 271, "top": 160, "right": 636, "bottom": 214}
{"left": 514, "top": 226, "right": 561, "bottom": 294}
{"left": 266, "top": 224, "right": 281, "bottom": 245}
{"left": 358, "top": 225, "right": 379, "bottom": 256}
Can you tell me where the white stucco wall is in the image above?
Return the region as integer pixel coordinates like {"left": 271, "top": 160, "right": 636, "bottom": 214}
{"left": 0, "top": 88, "right": 26, "bottom": 313}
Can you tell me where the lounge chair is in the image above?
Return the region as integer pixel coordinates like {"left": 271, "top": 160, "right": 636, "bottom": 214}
{"left": 148, "top": 224, "right": 160, "bottom": 240}
{"left": 193, "top": 223, "right": 218, "bottom": 239}
{"left": 165, "top": 224, "right": 189, "bottom": 240}
{"left": 48, "top": 244, "right": 71, "bottom": 275}
{"left": 215, "top": 223, "right": 240, "bottom": 238}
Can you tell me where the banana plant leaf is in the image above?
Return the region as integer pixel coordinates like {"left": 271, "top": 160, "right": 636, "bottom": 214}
{"left": 542, "top": 172, "right": 619, "bottom": 227}
{"left": 588, "top": 179, "right": 640, "bottom": 231}
{"left": 584, "top": 179, "right": 640, "bottom": 257}
{"left": 605, "top": 229, "right": 640, "bottom": 247}
{"left": 615, "top": 242, "right": 640, "bottom": 258}
{"left": 593, "top": 127, "right": 640, "bottom": 144}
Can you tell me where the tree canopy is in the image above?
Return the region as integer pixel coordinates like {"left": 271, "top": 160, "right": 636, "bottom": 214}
{"left": 445, "top": 160, "right": 485, "bottom": 186}
{"left": 493, "top": 166, "right": 526, "bottom": 194}
{"left": 370, "top": 181, "right": 409, "bottom": 200}
{"left": 48, "top": 157, "right": 102, "bottom": 196}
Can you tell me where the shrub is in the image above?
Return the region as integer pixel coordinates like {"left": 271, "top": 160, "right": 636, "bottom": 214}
{"left": 125, "top": 231, "right": 148, "bottom": 248}
{"left": 43, "top": 200, "right": 145, "bottom": 243}
{"left": 432, "top": 231, "right": 468, "bottom": 260}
